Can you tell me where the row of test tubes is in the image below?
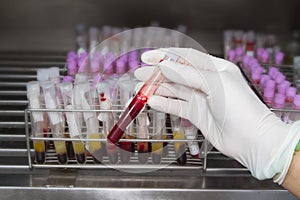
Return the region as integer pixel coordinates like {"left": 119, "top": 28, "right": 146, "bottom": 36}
{"left": 27, "top": 49, "right": 201, "bottom": 165}
{"left": 224, "top": 30, "right": 283, "bottom": 64}
{"left": 241, "top": 52, "right": 300, "bottom": 124}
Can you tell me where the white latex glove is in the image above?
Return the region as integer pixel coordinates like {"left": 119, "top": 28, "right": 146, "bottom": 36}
{"left": 134, "top": 48, "right": 300, "bottom": 184}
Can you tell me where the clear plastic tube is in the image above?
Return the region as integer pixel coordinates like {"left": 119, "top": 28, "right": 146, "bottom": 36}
{"left": 170, "top": 115, "right": 187, "bottom": 166}
{"left": 97, "top": 82, "right": 118, "bottom": 164}
{"left": 37, "top": 69, "right": 50, "bottom": 149}
{"left": 137, "top": 112, "right": 150, "bottom": 164}
{"left": 60, "top": 82, "right": 86, "bottom": 164}
{"left": 79, "top": 82, "right": 104, "bottom": 163}
{"left": 151, "top": 111, "right": 165, "bottom": 164}
{"left": 26, "top": 81, "right": 46, "bottom": 164}
{"left": 41, "top": 81, "right": 67, "bottom": 164}
{"left": 181, "top": 118, "right": 200, "bottom": 158}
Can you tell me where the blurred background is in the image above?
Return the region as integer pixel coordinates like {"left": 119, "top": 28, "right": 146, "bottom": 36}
{"left": 0, "top": 0, "right": 299, "bottom": 55}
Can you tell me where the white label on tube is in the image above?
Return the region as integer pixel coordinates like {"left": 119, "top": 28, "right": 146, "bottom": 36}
{"left": 45, "top": 92, "right": 60, "bottom": 125}
{"left": 184, "top": 126, "right": 200, "bottom": 156}
{"left": 66, "top": 111, "right": 80, "bottom": 137}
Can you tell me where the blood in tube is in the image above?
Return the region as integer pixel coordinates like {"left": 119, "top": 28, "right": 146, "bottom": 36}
{"left": 107, "top": 68, "right": 162, "bottom": 144}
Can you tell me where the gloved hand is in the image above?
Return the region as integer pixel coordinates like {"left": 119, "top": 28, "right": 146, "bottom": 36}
{"left": 134, "top": 48, "right": 300, "bottom": 184}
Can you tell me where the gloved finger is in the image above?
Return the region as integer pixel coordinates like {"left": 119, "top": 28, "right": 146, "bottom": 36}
{"left": 159, "top": 60, "right": 218, "bottom": 94}
{"left": 148, "top": 93, "right": 220, "bottom": 146}
{"left": 147, "top": 95, "right": 190, "bottom": 119}
{"left": 155, "top": 82, "right": 202, "bottom": 101}
{"left": 135, "top": 80, "right": 203, "bottom": 102}
{"left": 134, "top": 66, "right": 157, "bottom": 82}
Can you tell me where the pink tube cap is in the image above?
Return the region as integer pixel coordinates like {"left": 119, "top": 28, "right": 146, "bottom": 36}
{"left": 275, "top": 52, "right": 284, "bottom": 65}
{"left": 260, "top": 75, "right": 270, "bottom": 88}
{"left": 286, "top": 87, "right": 297, "bottom": 97}
{"left": 293, "top": 95, "right": 300, "bottom": 109}
{"left": 274, "top": 74, "right": 285, "bottom": 84}
{"left": 273, "top": 93, "right": 286, "bottom": 108}
{"left": 265, "top": 79, "right": 276, "bottom": 90}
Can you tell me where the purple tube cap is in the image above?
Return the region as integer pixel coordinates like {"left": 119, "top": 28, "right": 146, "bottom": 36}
{"left": 116, "top": 60, "right": 126, "bottom": 74}
{"left": 260, "top": 75, "right": 270, "bottom": 86}
{"left": 264, "top": 88, "right": 275, "bottom": 98}
{"left": 256, "top": 48, "right": 265, "bottom": 56}
{"left": 293, "top": 95, "right": 300, "bottom": 108}
{"left": 275, "top": 52, "right": 284, "bottom": 64}
{"left": 228, "top": 49, "right": 235, "bottom": 61}
{"left": 251, "top": 70, "right": 262, "bottom": 80}
{"left": 275, "top": 74, "right": 285, "bottom": 84}
{"left": 67, "top": 51, "right": 77, "bottom": 58}
{"left": 235, "top": 47, "right": 244, "bottom": 56}
{"left": 286, "top": 87, "right": 297, "bottom": 97}
{"left": 265, "top": 79, "right": 276, "bottom": 89}
{"left": 67, "top": 60, "right": 77, "bottom": 70}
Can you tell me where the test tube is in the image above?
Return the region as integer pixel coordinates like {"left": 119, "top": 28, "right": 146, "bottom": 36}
{"left": 259, "top": 75, "right": 270, "bottom": 90}
{"left": 97, "top": 82, "right": 118, "bottom": 164}
{"left": 277, "top": 81, "right": 291, "bottom": 95}
{"left": 275, "top": 52, "right": 284, "bottom": 65}
{"left": 27, "top": 81, "right": 46, "bottom": 164}
{"left": 286, "top": 87, "right": 297, "bottom": 103}
{"left": 41, "top": 81, "right": 68, "bottom": 164}
{"left": 107, "top": 52, "right": 181, "bottom": 144}
{"left": 78, "top": 52, "right": 90, "bottom": 74}
{"left": 170, "top": 115, "right": 187, "bottom": 165}
{"left": 50, "top": 68, "right": 76, "bottom": 159}
{"left": 251, "top": 69, "right": 262, "bottom": 84}
{"left": 79, "top": 82, "right": 104, "bottom": 163}
{"left": 245, "top": 31, "right": 255, "bottom": 57}
{"left": 137, "top": 112, "right": 150, "bottom": 164}
{"left": 66, "top": 51, "right": 78, "bottom": 77}
{"left": 181, "top": 118, "right": 200, "bottom": 158}
{"left": 60, "top": 82, "right": 86, "bottom": 164}
{"left": 90, "top": 52, "right": 102, "bottom": 77}
{"left": 263, "top": 87, "right": 275, "bottom": 106}
{"left": 151, "top": 111, "right": 165, "bottom": 164}
{"left": 37, "top": 69, "right": 51, "bottom": 149}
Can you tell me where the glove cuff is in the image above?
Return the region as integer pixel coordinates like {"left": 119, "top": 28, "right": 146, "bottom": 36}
{"left": 272, "top": 121, "right": 300, "bottom": 184}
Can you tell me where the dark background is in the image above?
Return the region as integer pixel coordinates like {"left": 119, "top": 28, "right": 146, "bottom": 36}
{"left": 0, "top": 0, "right": 299, "bottom": 55}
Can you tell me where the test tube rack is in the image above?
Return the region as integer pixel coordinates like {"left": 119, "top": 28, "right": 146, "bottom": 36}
{"left": 25, "top": 107, "right": 207, "bottom": 171}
